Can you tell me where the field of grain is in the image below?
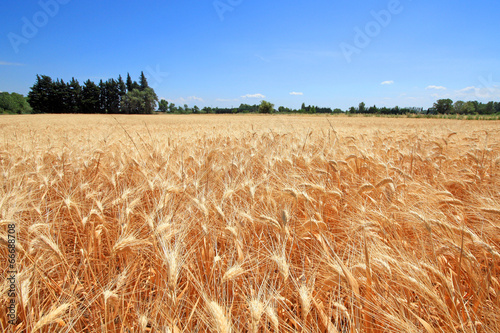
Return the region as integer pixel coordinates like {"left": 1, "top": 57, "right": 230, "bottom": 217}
{"left": 1, "top": 114, "right": 499, "bottom": 332}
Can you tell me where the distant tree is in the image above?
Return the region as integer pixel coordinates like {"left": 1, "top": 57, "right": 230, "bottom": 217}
{"left": 238, "top": 103, "right": 254, "bottom": 113}
{"left": 316, "top": 107, "right": 332, "bottom": 113}
{"left": 0, "top": 92, "right": 32, "bottom": 114}
{"left": 105, "top": 79, "right": 121, "bottom": 114}
{"left": 27, "top": 75, "right": 51, "bottom": 113}
{"left": 368, "top": 105, "right": 378, "bottom": 114}
{"left": 117, "top": 75, "right": 126, "bottom": 95}
{"left": 301, "top": 103, "right": 306, "bottom": 112}
{"left": 81, "top": 80, "right": 100, "bottom": 114}
{"left": 98, "top": 80, "right": 107, "bottom": 113}
{"left": 453, "top": 100, "right": 465, "bottom": 114}
{"left": 358, "top": 102, "right": 366, "bottom": 113}
{"left": 125, "top": 73, "right": 140, "bottom": 92}
{"left": 168, "top": 103, "right": 176, "bottom": 113}
{"left": 193, "top": 105, "right": 200, "bottom": 114}
{"left": 462, "top": 101, "right": 476, "bottom": 114}
{"left": 392, "top": 106, "right": 401, "bottom": 114}
{"left": 378, "top": 107, "right": 388, "bottom": 114}
{"left": 472, "top": 101, "right": 479, "bottom": 112}
{"left": 348, "top": 106, "right": 356, "bottom": 114}
{"left": 258, "top": 100, "right": 274, "bottom": 114}
{"left": 126, "top": 73, "right": 134, "bottom": 92}
{"left": 139, "top": 87, "right": 159, "bottom": 114}
{"left": 67, "top": 78, "right": 82, "bottom": 113}
{"left": 434, "top": 99, "right": 453, "bottom": 114}
{"left": 18, "top": 93, "right": 31, "bottom": 113}
{"left": 158, "top": 99, "right": 169, "bottom": 112}
{"left": 0, "top": 93, "right": 16, "bottom": 114}
{"left": 117, "top": 75, "right": 127, "bottom": 109}
{"left": 485, "top": 101, "right": 495, "bottom": 114}
{"left": 139, "top": 71, "right": 149, "bottom": 91}
{"left": 121, "top": 88, "right": 158, "bottom": 114}
{"left": 56, "top": 78, "right": 72, "bottom": 113}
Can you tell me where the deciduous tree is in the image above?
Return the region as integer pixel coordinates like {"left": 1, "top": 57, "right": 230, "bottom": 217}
{"left": 258, "top": 100, "right": 274, "bottom": 114}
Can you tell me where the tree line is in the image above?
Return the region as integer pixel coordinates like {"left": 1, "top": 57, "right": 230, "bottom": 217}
{"left": 430, "top": 98, "right": 500, "bottom": 115}
{"left": 5, "top": 76, "right": 500, "bottom": 116}
{"left": 157, "top": 99, "right": 500, "bottom": 115}
{"left": 27, "top": 73, "right": 158, "bottom": 114}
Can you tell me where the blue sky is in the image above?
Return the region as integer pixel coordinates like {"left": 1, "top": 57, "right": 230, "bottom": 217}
{"left": 1, "top": 0, "right": 499, "bottom": 110}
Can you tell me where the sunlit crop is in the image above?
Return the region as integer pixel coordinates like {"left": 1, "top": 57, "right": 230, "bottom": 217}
{"left": 1, "top": 114, "right": 499, "bottom": 332}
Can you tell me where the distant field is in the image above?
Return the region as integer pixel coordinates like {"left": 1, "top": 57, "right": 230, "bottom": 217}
{"left": 1, "top": 114, "right": 499, "bottom": 332}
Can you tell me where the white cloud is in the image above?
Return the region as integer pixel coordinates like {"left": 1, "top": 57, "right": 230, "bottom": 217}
{"left": 0, "top": 61, "right": 24, "bottom": 66}
{"left": 455, "top": 85, "right": 500, "bottom": 99}
{"left": 381, "top": 80, "right": 394, "bottom": 85}
{"left": 241, "top": 93, "right": 265, "bottom": 99}
{"left": 457, "top": 86, "right": 476, "bottom": 93}
{"left": 428, "top": 84, "right": 500, "bottom": 101}
{"left": 289, "top": 92, "right": 303, "bottom": 96}
{"left": 426, "top": 85, "right": 447, "bottom": 90}
{"left": 170, "top": 96, "right": 204, "bottom": 104}
{"left": 187, "top": 96, "right": 204, "bottom": 102}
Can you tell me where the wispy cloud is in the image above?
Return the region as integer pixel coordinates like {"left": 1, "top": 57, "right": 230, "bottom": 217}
{"left": 289, "top": 92, "right": 303, "bottom": 96}
{"left": 455, "top": 85, "right": 500, "bottom": 99}
{"left": 171, "top": 96, "right": 204, "bottom": 104}
{"left": 381, "top": 80, "right": 394, "bottom": 85}
{"left": 457, "top": 86, "right": 476, "bottom": 93}
{"left": 241, "top": 93, "right": 265, "bottom": 99}
{"left": 178, "top": 96, "right": 203, "bottom": 102}
{"left": 187, "top": 96, "right": 204, "bottom": 102}
{"left": 426, "top": 85, "right": 447, "bottom": 90}
{"left": 0, "top": 61, "right": 24, "bottom": 66}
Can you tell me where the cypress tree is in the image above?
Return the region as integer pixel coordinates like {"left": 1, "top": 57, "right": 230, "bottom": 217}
{"left": 126, "top": 73, "right": 133, "bottom": 92}
{"left": 81, "top": 80, "right": 100, "bottom": 114}
{"left": 139, "top": 71, "right": 149, "bottom": 91}
{"left": 68, "top": 78, "right": 82, "bottom": 113}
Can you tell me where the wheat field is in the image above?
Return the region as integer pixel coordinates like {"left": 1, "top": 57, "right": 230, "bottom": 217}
{"left": 1, "top": 114, "right": 499, "bottom": 332}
